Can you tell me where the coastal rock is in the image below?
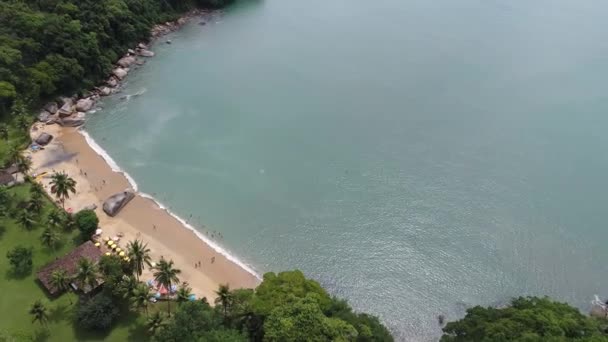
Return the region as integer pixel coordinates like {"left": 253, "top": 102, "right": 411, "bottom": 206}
{"left": 107, "top": 77, "right": 118, "bottom": 88}
{"left": 58, "top": 117, "right": 85, "bottom": 127}
{"left": 177, "top": 17, "right": 187, "bottom": 25}
{"left": 135, "top": 59, "right": 146, "bottom": 66}
{"left": 117, "top": 56, "right": 136, "bottom": 68}
{"left": 112, "top": 67, "right": 128, "bottom": 79}
{"left": 76, "top": 98, "right": 94, "bottom": 112}
{"left": 103, "top": 191, "right": 135, "bottom": 217}
{"left": 138, "top": 43, "right": 148, "bottom": 49}
{"left": 99, "top": 87, "right": 111, "bottom": 96}
{"left": 59, "top": 97, "right": 73, "bottom": 107}
{"left": 38, "top": 110, "right": 51, "bottom": 123}
{"left": 128, "top": 49, "right": 135, "bottom": 55}
{"left": 44, "top": 102, "right": 58, "bottom": 114}
{"left": 58, "top": 102, "right": 74, "bottom": 117}
{"left": 35, "top": 132, "right": 53, "bottom": 146}
{"left": 137, "top": 49, "right": 155, "bottom": 57}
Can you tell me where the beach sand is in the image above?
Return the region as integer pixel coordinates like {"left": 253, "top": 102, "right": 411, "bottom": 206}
{"left": 28, "top": 123, "right": 259, "bottom": 300}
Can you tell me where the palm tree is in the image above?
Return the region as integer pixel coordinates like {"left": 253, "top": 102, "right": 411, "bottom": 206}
{"left": 215, "top": 284, "right": 232, "bottom": 321}
{"left": 40, "top": 227, "right": 60, "bottom": 250}
{"left": 126, "top": 239, "right": 152, "bottom": 281}
{"left": 30, "top": 183, "right": 45, "bottom": 198}
{"left": 130, "top": 283, "right": 151, "bottom": 316}
{"left": 146, "top": 311, "right": 166, "bottom": 336}
{"left": 118, "top": 275, "right": 138, "bottom": 299}
{"left": 47, "top": 208, "right": 66, "bottom": 229}
{"left": 49, "top": 172, "right": 76, "bottom": 209}
{"left": 176, "top": 282, "right": 192, "bottom": 305}
{"left": 29, "top": 191, "right": 44, "bottom": 214}
{"left": 0, "top": 123, "right": 8, "bottom": 141}
{"left": 152, "top": 258, "right": 181, "bottom": 317}
{"left": 75, "top": 257, "right": 98, "bottom": 293}
{"left": 49, "top": 269, "right": 72, "bottom": 304}
{"left": 29, "top": 300, "right": 48, "bottom": 327}
{"left": 7, "top": 145, "right": 21, "bottom": 165}
{"left": 15, "top": 114, "right": 30, "bottom": 132}
{"left": 17, "top": 209, "right": 36, "bottom": 230}
{"left": 16, "top": 156, "right": 31, "bottom": 175}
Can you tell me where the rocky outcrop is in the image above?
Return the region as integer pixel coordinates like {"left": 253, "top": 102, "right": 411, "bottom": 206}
{"left": 113, "top": 68, "right": 128, "bottom": 79}
{"left": 38, "top": 111, "right": 51, "bottom": 123}
{"left": 128, "top": 49, "right": 135, "bottom": 55}
{"left": 137, "top": 49, "right": 155, "bottom": 57}
{"left": 135, "top": 59, "right": 146, "bottom": 66}
{"left": 44, "top": 102, "right": 58, "bottom": 114}
{"left": 117, "top": 56, "right": 136, "bottom": 68}
{"left": 35, "top": 132, "right": 53, "bottom": 145}
{"left": 58, "top": 100, "right": 74, "bottom": 117}
{"left": 102, "top": 191, "right": 135, "bottom": 217}
{"left": 99, "top": 87, "right": 112, "bottom": 96}
{"left": 58, "top": 117, "right": 85, "bottom": 127}
{"left": 107, "top": 77, "right": 118, "bottom": 88}
{"left": 76, "top": 98, "right": 94, "bottom": 112}
{"left": 138, "top": 43, "right": 148, "bottom": 49}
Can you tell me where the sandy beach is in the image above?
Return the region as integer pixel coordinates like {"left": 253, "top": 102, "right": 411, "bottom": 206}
{"left": 28, "top": 123, "right": 259, "bottom": 300}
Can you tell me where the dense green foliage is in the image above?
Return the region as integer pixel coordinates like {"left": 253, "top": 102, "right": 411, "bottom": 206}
{"left": 76, "top": 291, "right": 120, "bottom": 331}
{"left": 441, "top": 297, "right": 608, "bottom": 342}
{"left": 74, "top": 208, "right": 98, "bottom": 237}
{"left": 6, "top": 245, "right": 33, "bottom": 275}
{"left": 153, "top": 270, "right": 393, "bottom": 341}
{"left": 0, "top": 0, "right": 235, "bottom": 117}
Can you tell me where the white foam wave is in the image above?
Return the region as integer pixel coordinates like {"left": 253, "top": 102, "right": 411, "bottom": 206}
{"left": 78, "top": 129, "right": 261, "bottom": 280}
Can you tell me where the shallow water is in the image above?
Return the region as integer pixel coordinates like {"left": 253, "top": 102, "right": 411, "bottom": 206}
{"left": 86, "top": 0, "right": 608, "bottom": 340}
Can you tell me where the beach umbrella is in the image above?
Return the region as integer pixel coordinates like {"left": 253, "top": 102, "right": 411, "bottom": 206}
{"left": 150, "top": 262, "right": 156, "bottom": 267}
{"left": 123, "top": 257, "right": 129, "bottom": 261}
{"left": 115, "top": 248, "right": 122, "bottom": 253}
{"left": 106, "top": 240, "right": 113, "bottom": 245}
{"left": 94, "top": 242, "right": 100, "bottom": 247}
{"left": 105, "top": 252, "right": 111, "bottom": 256}
{"left": 112, "top": 245, "right": 118, "bottom": 251}
{"left": 95, "top": 229, "right": 103, "bottom": 235}
{"left": 155, "top": 292, "right": 161, "bottom": 299}
{"left": 119, "top": 251, "right": 125, "bottom": 257}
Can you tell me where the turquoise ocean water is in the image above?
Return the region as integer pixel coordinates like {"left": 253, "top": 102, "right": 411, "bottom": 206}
{"left": 85, "top": 0, "right": 608, "bottom": 340}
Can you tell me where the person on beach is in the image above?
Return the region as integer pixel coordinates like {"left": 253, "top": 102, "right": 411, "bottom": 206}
{"left": 211, "top": 256, "right": 215, "bottom": 264}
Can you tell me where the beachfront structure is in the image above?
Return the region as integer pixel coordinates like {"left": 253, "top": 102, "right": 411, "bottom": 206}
{"left": 37, "top": 241, "right": 103, "bottom": 295}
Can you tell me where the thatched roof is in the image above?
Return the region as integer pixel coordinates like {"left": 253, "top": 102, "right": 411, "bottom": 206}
{"left": 37, "top": 241, "right": 103, "bottom": 295}
{"left": 0, "top": 172, "right": 14, "bottom": 186}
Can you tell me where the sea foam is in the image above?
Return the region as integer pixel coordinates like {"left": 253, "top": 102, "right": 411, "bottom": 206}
{"left": 78, "top": 129, "right": 261, "bottom": 279}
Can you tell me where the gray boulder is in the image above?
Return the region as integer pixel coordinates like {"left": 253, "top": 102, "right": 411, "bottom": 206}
{"left": 99, "top": 87, "right": 112, "bottom": 96}
{"left": 59, "top": 97, "right": 73, "bottom": 107}
{"left": 135, "top": 59, "right": 146, "bottom": 66}
{"left": 138, "top": 43, "right": 148, "bottom": 49}
{"left": 138, "top": 49, "right": 155, "bottom": 57}
{"left": 58, "top": 117, "right": 85, "bottom": 127}
{"left": 107, "top": 77, "right": 118, "bottom": 88}
{"left": 76, "top": 98, "right": 94, "bottom": 112}
{"left": 103, "top": 191, "right": 135, "bottom": 217}
{"left": 44, "top": 102, "right": 58, "bottom": 114}
{"left": 58, "top": 101, "right": 74, "bottom": 117}
{"left": 117, "top": 56, "right": 136, "bottom": 68}
{"left": 38, "top": 110, "right": 51, "bottom": 123}
{"left": 113, "top": 68, "right": 128, "bottom": 79}
{"left": 35, "top": 132, "right": 53, "bottom": 145}
{"left": 128, "top": 49, "right": 135, "bottom": 55}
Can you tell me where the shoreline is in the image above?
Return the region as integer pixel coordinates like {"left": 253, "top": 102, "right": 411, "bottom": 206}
{"left": 27, "top": 10, "right": 261, "bottom": 300}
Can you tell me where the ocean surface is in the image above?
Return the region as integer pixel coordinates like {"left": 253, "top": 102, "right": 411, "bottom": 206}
{"left": 85, "top": 0, "right": 608, "bottom": 340}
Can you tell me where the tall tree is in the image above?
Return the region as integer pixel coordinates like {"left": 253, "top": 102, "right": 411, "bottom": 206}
{"left": 28, "top": 190, "right": 44, "bottom": 214}
{"left": 215, "top": 284, "right": 233, "bottom": 322}
{"left": 47, "top": 208, "right": 66, "bottom": 229}
{"left": 153, "top": 258, "right": 181, "bottom": 317}
{"left": 75, "top": 257, "right": 98, "bottom": 293}
{"left": 130, "top": 282, "right": 151, "bottom": 316}
{"left": 14, "top": 114, "right": 31, "bottom": 132}
{"left": 15, "top": 156, "right": 31, "bottom": 175}
{"left": 176, "top": 282, "right": 193, "bottom": 305}
{"left": 49, "top": 172, "right": 76, "bottom": 209}
{"left": 29, "top": 300, "right": 48, "bottom": 327}
{"left": 49, "top": 269, "right": 72, "bottom": 304}
{"left": 40, "top": 227, "right": 60, "bottom": 250}
{"left": 126, "top": 239, "right": 152, "bottom": 281}
{"left": 147, "top": 311, "right": 166, "bottom": 336}
{"left": 0, "top": 123, "right": 8, "bottom": 141}
{"left": 17, "top": 209, "right": 36, "bottom": 230}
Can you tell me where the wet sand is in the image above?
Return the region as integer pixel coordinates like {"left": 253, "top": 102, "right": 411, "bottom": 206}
{"left": 28, "top": 123, "right": 259, "bottom": 300}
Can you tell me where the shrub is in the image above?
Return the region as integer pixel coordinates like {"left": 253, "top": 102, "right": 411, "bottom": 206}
{"left": 74, "top": 209, "right": 99, "bottom": 238}
{"left": 6, "top": 245, "right": 33, "bottom": 275}
{"left": 76, "top": 292, "right": 119, "bottom": 331}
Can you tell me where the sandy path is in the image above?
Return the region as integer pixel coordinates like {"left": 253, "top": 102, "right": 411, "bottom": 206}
{"left": 28, "top": 123, "right": 259, "bottom": 300}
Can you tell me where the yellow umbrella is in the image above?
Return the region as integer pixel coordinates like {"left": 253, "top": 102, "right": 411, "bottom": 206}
{"left": 105, "top": 252, "right": 111, "bottom": 256}
{"left": 119, "top": 251, "right": 125, "bottom": 257}
{"left": 115, "top": 248, "right": 122, "bottom": 253}
{"left": 94, "top": 242, "right": 100, "bottom": 247}
{"left": 112, "top": 245, "right": 118, "bottom": 250}
{"left": 107, "top": 240, "right": 113, "bottom": 245}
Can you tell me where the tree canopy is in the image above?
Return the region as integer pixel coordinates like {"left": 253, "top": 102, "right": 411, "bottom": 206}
{"left": 441, "top": 297, "right": 608, "bottom": 342}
